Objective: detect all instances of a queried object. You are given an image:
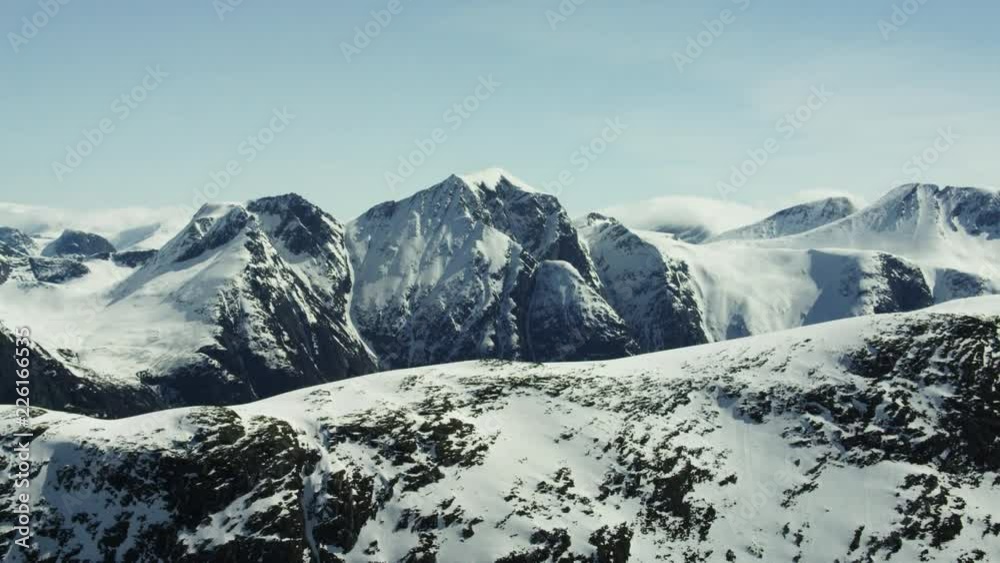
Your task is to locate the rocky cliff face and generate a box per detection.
[803,250,933,325]
[577,213,711,352]
[524,260,637,361]
[3,301,997,562]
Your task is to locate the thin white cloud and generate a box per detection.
[599,195,766,236]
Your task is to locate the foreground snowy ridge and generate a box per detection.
[2,299,998,562]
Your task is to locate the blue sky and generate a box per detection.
[1,0,997,219]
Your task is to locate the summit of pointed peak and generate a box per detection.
[459,167,539,193]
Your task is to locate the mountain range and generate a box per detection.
[2,171,998,417]
[1,170,999,561]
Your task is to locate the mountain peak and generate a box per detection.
[459,167,539,193]
[712,196,859,242]
[247,192,312,212]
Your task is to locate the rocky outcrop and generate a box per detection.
[41,229,116,257]
[0,227,35,255]
[804,251,933,325]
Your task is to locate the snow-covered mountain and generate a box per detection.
[346,170,634,369]
[0,194,377,416]
[760,184,1000,272]
[711,196,859,242]
[576,183,1000,354]
[2,179,998,418]
[578,212,934,351]
[747,184,1000,309]
[4,298,997,562]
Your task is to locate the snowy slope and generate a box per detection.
[711,196,859,242]
[3,301,997,562]
[347,172,628,369]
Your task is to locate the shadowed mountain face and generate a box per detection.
[0,323,164,417]
[4,302,997,562]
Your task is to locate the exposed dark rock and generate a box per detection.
[111,249,157,268]
[28,256,90,284]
